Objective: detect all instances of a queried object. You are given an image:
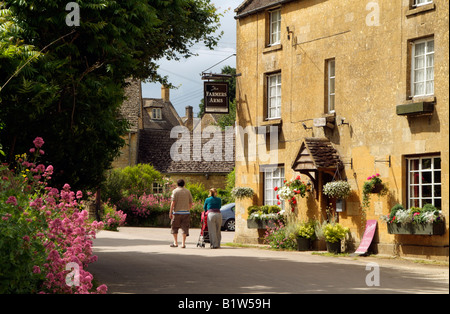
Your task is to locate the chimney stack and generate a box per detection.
[161,85,170,102]
[185,106,193,130]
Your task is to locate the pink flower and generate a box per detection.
[96,284,108,294]
[33,137,45,148]
[6,196,18,206]
[76,191,83,199]
[33,266,41,274]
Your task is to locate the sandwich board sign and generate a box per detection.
[354,220,378,255]
[204,82,229,114]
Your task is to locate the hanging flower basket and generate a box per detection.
[370,183,384,194]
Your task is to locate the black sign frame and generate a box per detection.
[204,81,229,114]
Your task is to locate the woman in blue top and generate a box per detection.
[203,188,222,249]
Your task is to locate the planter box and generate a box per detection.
[387,221,445,235]
[247,219,278,229]
[396,101,434,116]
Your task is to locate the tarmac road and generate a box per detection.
[89,227,449,294]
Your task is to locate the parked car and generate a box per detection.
[220,203,235,231]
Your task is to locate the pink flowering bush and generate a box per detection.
[0,138,107,294]
[264,220,297,250]
[102,202,127,231]
[117,193,170,225]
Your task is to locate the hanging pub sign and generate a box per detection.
[204,81,229,114]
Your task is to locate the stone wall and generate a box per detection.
[234,0,449,260]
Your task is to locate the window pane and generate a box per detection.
[414,82,424,95]
[426,54,434,67]
[410,159,419,171]
[422,172,432,184]
[329,61,335,76]
[434,185,441,197]
[434,199,441,210]
[422,158,432,169]
[427,40,434,52]
[410,185,420,198]
[414,68,424,82]
[415,42,425,55]
[426,80,434,95]
[434,171,441,183]
[415,56,425,69]
[329,95,335,111]
[410,172,419,184]
[422,185,432,198]
[434,158,441,169]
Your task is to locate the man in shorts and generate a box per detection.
[169,179,193,248]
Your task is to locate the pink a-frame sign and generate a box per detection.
[354,220,378,255]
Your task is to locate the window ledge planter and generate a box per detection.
[247,219,278,229]
[387,221,445,235]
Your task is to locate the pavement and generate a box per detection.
[89,227,449,294]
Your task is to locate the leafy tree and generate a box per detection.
[0,0,222,191]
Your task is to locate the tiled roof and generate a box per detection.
[292,138,343,171]
[138,129,235,174]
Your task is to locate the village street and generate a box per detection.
[89,227,449,295]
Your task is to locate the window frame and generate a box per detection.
[406,155,441,209]
[152,182,164,194]
[152,107,162,120]
[267,72,282,119]
[411,37,434,98]
[326,59,336,113]
[269,9,281,46]
[263,166,285,208]
[412,0,433,7]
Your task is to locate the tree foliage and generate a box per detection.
[0,0,222,191]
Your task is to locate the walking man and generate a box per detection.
[169,179,193,248]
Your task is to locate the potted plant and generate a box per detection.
[381,203,445,235]
[231,187,255,200]
[323,180,352,212]
[322,223,350,254]
[296,221,317,251]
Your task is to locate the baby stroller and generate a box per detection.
[197,211,210,247]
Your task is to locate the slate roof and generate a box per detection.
[235,0,296,18]
[142,98,182,130]
[138,129,235,174]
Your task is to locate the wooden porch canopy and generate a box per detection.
[291,138,343,195]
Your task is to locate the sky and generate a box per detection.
[141,0,243,118]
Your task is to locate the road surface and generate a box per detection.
[89,227,448,294]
